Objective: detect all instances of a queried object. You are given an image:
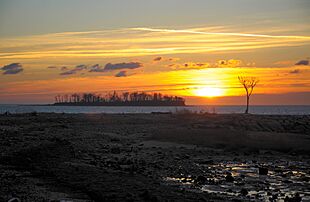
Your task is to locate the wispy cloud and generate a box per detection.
[1,26,310,61]
[132,27,310,40]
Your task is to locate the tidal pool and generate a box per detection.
[164,160,310,201]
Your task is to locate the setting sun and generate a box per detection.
[194,87,224,97]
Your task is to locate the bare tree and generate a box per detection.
[238,76,259,114]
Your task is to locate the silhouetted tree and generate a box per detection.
[238,76,259,114]
[123,92,129,101]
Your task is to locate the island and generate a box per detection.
[53,92,186,106]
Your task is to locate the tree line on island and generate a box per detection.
[54,91,186,106]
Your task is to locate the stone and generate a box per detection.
[284,193,302,202]
[240,188,248,196]
[110,137,120,142]
[195,176,207,185]
[139,190,158,202]
[8,198,21,202]
[259,167,268,175]
[111,147,121,154]
[225,173,234,182]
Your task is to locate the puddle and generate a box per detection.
[164,160,310,201]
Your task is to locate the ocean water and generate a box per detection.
[0,105,310,115]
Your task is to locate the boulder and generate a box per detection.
[195,176,207,185]
[225,173,234,182]
[240,188,248,196]
[111,147,121,154]
[259,167,268,175]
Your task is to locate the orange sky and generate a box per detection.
[1,4,310,104]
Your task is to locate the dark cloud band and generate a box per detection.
[1,63,24,75]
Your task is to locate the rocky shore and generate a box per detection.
[0,113,309,201]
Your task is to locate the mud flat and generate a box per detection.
[0,113,310,201]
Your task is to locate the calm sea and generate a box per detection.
[0,105,310,115]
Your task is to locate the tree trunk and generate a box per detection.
[245,95,249,114]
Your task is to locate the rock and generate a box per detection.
[30,111,38,116]
[235,181,245,186]
[284,193,302,202]
[240,188,248,196]
[271,194,278,200]
[120,164,133,171]
[283,179,293,184]
[8,198,21,202]
[181,178,188,183]
[4,111,11,116]
[293,193,302,202]
[225,173,234,182]
[195,176,207,185]
[259,167,268,175]
[301,176,309,182]
[195,159,213,165]
[140,190,158,202]
[111,147,121,154]
[110,137,120,142]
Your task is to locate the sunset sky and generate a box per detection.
[1,0,310,105]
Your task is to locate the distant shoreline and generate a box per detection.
[51,101,186,107]
[1,105,310,115]
[2,104,308,107]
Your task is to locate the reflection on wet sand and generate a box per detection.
[165,160,309,201]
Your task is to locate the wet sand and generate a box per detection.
[0,113,310,201]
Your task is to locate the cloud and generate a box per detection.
[153,57,163,62]
[59,70,77,75]
[169,62,210,70]
[168,59,244,70]
[217,59,243,67]
[295,60,309,66]
[3,27,310,62]
[75,64,88,70]
[153,56,180,63]
[133,27,310,40]
[89,64,105,72]
[1,63,24,75]
[47,66,68,71]
[115,71,127,77]
[168,58,180,62]
[104,62,143,71]
[61,66,68,71]
[60,64,87,76]
[47,66,57,69]
[90,62,143,72]
[289,69,301,74]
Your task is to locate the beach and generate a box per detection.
[1,113,310,201]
